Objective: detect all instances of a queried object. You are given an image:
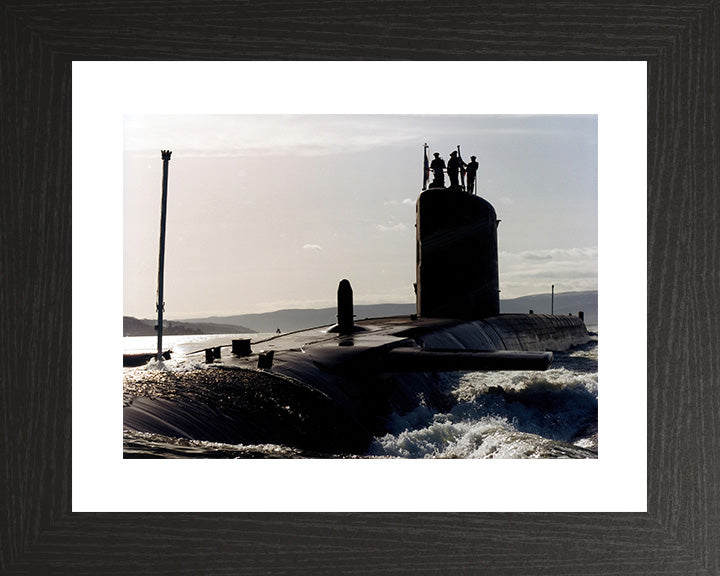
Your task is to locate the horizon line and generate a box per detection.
[124,288,598,321]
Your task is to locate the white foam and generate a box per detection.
[136,356,210,373]
[369,347,599,460]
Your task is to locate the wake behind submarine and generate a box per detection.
[124,169,590,456]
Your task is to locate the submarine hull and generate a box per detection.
[123,313,590,454]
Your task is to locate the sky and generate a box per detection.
[123,114,597,319]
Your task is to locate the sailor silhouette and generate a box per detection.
[446,150,466,190]
[429,152,446,187]
[466,156,479,194]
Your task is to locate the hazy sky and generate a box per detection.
[123,114,597,318]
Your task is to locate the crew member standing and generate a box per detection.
[466,155,479,194]
[430,152,446,187]
[446,150,465,190]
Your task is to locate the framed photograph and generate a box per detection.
[3,2,718,573]
[77,63,638,514]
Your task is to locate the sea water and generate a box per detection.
[123,331,598,459]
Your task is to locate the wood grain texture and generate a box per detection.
[1,0,718,574]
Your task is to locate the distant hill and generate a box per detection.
[500,290,598,325]
[181,303,417,334]
[177,291,597,333]
[123,316,255,337]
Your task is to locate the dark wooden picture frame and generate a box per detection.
[2,2,718,574]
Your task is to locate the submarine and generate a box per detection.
[123,184,590,455]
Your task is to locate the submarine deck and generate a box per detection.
[184,312,590,372]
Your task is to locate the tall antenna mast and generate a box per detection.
[156,150,172,362]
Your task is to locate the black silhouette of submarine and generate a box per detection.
[124,187,590,455]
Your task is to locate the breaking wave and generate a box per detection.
[369,339,598,459]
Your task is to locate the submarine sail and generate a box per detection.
[416,187,500,319]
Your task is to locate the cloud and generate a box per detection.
[124,114,597,159]
[498,247,598,298]
[124,115,423,158]
[522,253,553,261]
[501,247,598,261]
[376,223,407,232]
[383,198,415,207]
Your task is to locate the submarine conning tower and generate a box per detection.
[416,188,500,319]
